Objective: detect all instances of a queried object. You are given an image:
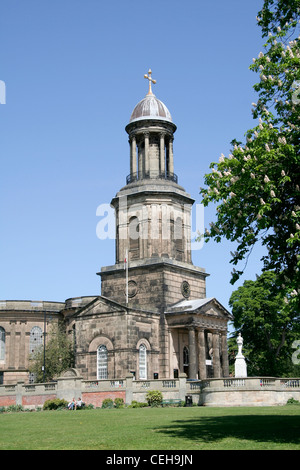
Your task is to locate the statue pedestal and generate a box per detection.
[235,354,247,378]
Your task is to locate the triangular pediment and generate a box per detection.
[165,297,232,319]
[74,295,127,318]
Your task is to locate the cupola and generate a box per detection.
[125,69,177,185]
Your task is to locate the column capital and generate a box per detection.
[212,329,221,336]
[197,326,206,332]
[129,134,136,142]
[187,325,196,331]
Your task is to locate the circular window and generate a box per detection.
[181,281,190,299]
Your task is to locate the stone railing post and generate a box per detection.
[125,374,134,405]
[16,381,24,406]
[178,373,187,402]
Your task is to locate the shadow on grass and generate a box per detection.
[154,413,300,445]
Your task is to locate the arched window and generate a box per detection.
[139,344,147,379]
[97,345,108,380]
[29,326,43,355]
[0,327,5,361]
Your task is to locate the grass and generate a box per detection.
[0,405,300,450]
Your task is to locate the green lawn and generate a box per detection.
[0,405,300,450]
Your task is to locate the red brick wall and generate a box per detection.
[22,394,57,407]
[82,391,126,408]
[0,396,16,407]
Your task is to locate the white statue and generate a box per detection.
[236,332,244,357]
[235,332,247,378]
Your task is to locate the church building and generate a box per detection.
[0,70,231,385]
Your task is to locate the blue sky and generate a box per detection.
[0,0,267,323]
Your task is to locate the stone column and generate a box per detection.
[197,329,207,380]
[159,316,170,378]
[168,137,174,175]
[212,331,221,378]
[130,135,137,177]
[160,132,165,175]
[221,331,229,377]
[188,327,197,379]
[138,139,144,179]
[144,132,149,177]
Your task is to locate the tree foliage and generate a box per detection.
[229,271,300,376]
[200,0,300,312]
[29,321,74,383]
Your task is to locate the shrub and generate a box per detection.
[146,390,163,407]
[43,399,68,410]
[286,397,300,405]
[129,400,148,408]
[114,397,124,408]
[101,398,114,409]
[6,404,24,413]
[85,403,94,409]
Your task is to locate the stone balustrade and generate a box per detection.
[0,375,300,409]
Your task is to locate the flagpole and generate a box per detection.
[125,248,128,306]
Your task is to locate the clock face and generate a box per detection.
[127,280,138,298]
[181,281,190,299]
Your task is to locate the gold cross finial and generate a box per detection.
[144,69,156,95]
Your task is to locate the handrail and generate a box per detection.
[126,171,178,185]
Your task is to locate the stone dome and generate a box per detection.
[129,93,173,124]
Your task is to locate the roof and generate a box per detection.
[166,297,215,312]
[165,297,233,318]
[129,93,173,124]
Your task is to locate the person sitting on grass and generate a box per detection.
[76,397,85,409]
[68,398,76,410]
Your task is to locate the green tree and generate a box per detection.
[29,321,74,383]
[229,271,300,376]
[200,0,300,312]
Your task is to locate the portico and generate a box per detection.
[165,297,231,380]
